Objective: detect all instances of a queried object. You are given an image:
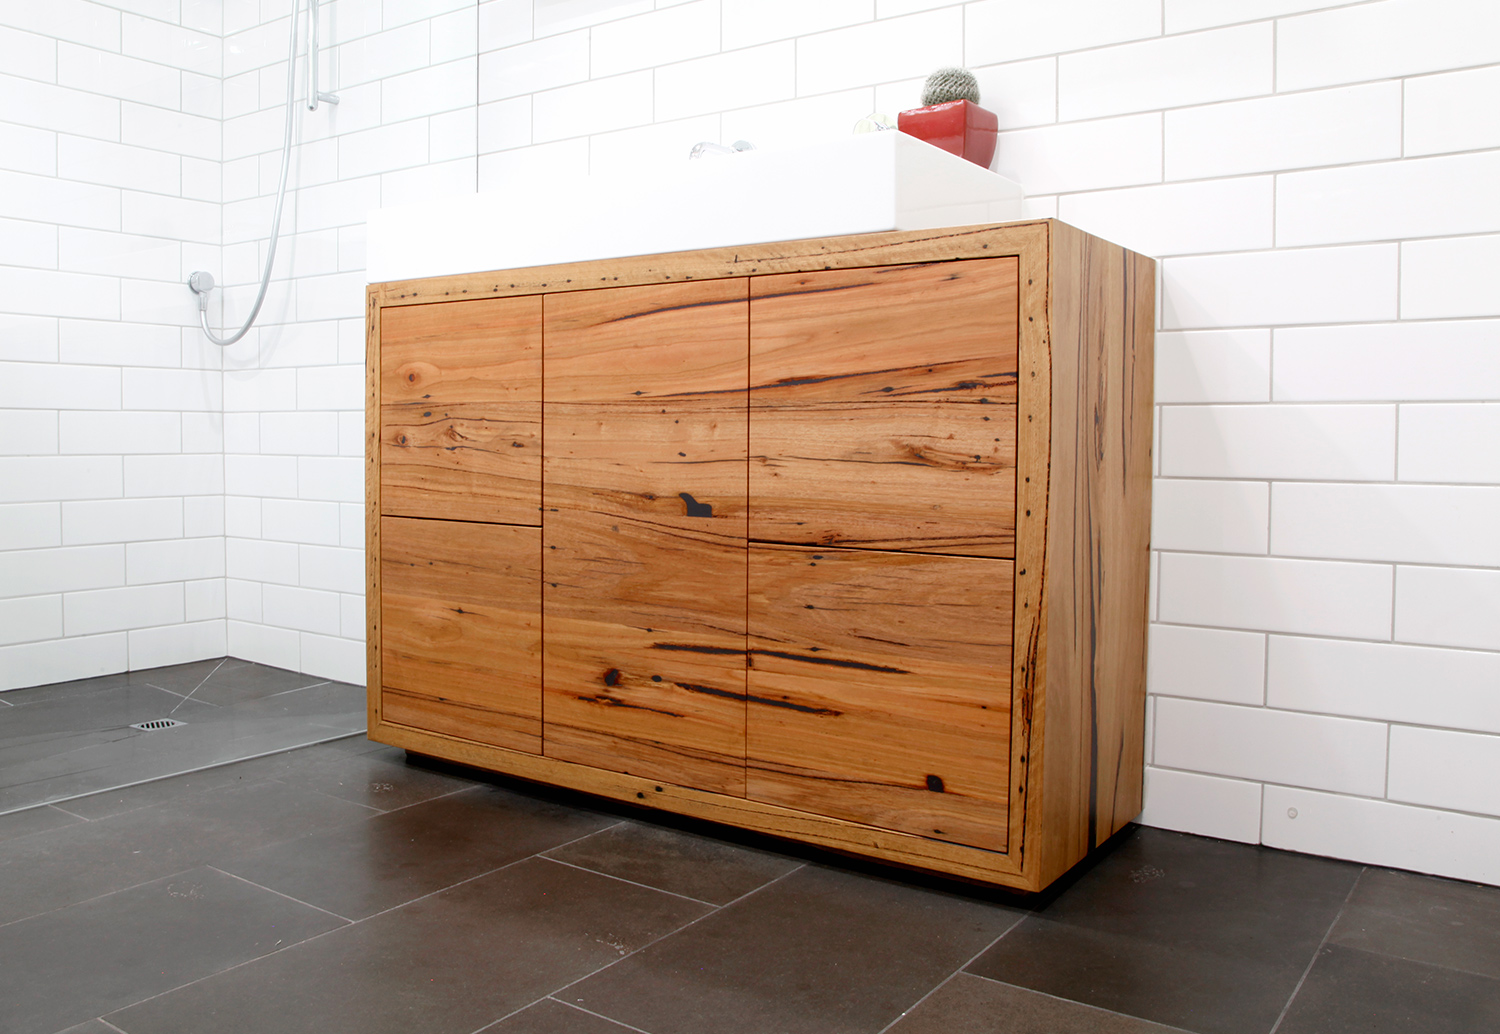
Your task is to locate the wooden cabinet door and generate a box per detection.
[749,259,1019,558]
[380,296,542,526]
[380,515,542,753]
[542,279,749,795]
[747,546,1013,851]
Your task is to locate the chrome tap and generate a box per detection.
[689,140,756,159]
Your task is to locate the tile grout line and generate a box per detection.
[208,864,356,924]
[0,728,369,819]
[960,968,1205,1033]
[1267,867,1366,1034]
[0,858,225,933]
[872,909,1030,1034]
[263,680,333,697]
[144,682,222,705]
[543,997,656,1033]
[166,657,228,717]
[537,854,721,908]
[319,776,497,819]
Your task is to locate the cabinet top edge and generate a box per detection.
[371,219,1150,309]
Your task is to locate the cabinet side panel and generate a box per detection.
[1039,223,1154,885]
[1009,224,1052,887]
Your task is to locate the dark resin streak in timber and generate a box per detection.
[575,694,685,719]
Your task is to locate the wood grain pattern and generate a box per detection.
[545,279,748,401]
[381,516,542,754]
[380,404,541,525]
[749,260,1018,557]
[381,295,542,524]
[543,401,747,533]
[1033,222,1154,888]
[749,260,1019,404]
[381,296,541,403]
[750,400,1016,555]
[746,545,1013,852]
[542,279,750,795]
[543,514,747,795]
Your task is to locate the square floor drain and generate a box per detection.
[130,718,187,731]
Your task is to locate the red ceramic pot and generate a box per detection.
[897,99,999,168]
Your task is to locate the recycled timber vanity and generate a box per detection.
[365,220,1154,892]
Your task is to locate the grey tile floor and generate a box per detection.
[2,662,1498,1034]
[0,657,366,815]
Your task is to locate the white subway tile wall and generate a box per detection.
[1,0,1498,886]
[0,0,226,688]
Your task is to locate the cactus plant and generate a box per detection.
[921,67,980,107]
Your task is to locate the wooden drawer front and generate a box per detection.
[543,401,748,536]
[747,545,1013,852]
[545,279,748,401]
[542,280,749,796]
[381,296,542,525]
[380,516,542,754]
[543,517,747,796]
[749,259,1019,557]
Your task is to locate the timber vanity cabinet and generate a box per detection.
[365,220,1154,892]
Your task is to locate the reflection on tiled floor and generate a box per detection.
[3,666,1499,1034]
[0,658,365,815]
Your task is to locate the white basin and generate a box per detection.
[365,132,1025,284]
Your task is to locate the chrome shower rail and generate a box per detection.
[307,0,339,110]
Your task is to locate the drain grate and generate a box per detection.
[131,718,187,731]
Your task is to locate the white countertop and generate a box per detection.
[365,132,1026,284]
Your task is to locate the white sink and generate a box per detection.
[365,132,1026,284]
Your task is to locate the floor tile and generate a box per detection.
[544,819,802,905]
[0,866,344,1034]
[272,750,479,812]
[0,684,218,761]
[0,803,82,842]
[106,857,711,1034]
[214,678,363,724]
[1276,944,1500,1034]
[886,973,1192,1033]
[568,863,1022,1034]
[216,784,618,919]
[55,752,328,822]
[1329,867,1500,981]
[0,779,375,925]
[127,658,238,696]
[143,659,326,707]
[59,739,470,821]
[0,660,365,815]
[483,998,646,1033]
[189,737,394,789]
[966,828,1360,1034]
